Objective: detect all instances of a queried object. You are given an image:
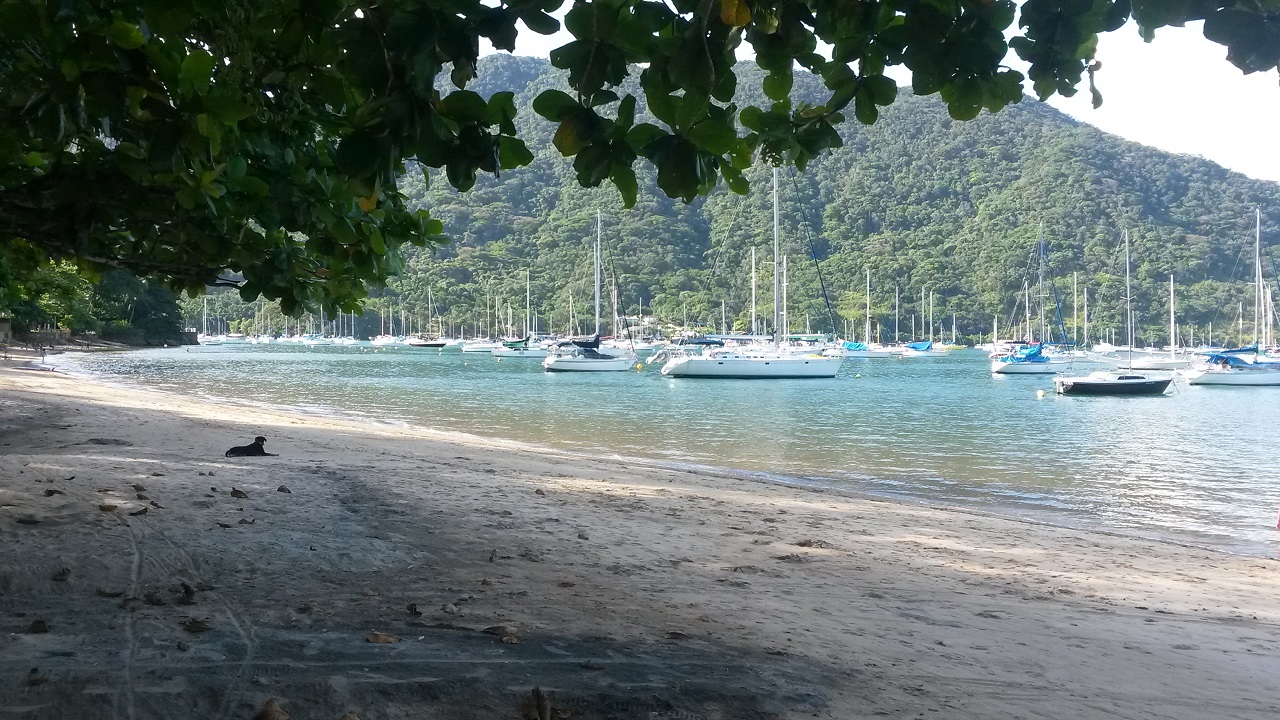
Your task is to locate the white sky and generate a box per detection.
[490,18,1280,183]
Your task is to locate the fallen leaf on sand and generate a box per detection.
[217,523,232,529]
[52,568,70,582]
[62,476,75,481]
[42,489,63,497]
[150,472,164,477]
[480,578,493,586]
[97,488,113,493]
[98,504,117,512]
[520,687,551,720]
[557,581,575,588]
[136,493,148,500]
[238,518,256,525]
[793,539,835,549]
[773,553,811,563]
[26,668,48,687]
[501,634,520,644]
[255,698,290,720]
[277,485,291,493]
[406,604,422,616]
[230,488,248,499]
[766,648,791,656]
[664,631,689,640]
[132,484,147,492]
[482,624,518,637]
[96,588,123,598]
[26,619,48,634]
[150,501,164,509]
[576,533,589,540]
[535,488,546,496]
[16,518,41,525]
[144,592,167,606]
[177,583,197,605]
[129,508,148,517]
[489,549,498,562]
[365,632,399,644]
[441,603,459,615]
[181,618,211,633]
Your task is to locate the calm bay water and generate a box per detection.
[54,345,1280,556]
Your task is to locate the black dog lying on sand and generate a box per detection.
[225,436,278,457]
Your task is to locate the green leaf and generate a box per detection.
[440,90,489,124]
[181,48,216,94]
[498,136,534,168]
[106,20,146,49]
[763,71,793,102]
[610,165,638,208]
[532,90,580,121]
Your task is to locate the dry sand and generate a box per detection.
[2,358,1279,719]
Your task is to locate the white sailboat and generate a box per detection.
[492,270,548,358]
[1055,230,1173,396]
[544,212,637,372]
[839,269,897,358]
[661,169,843,379]
[1188,208,1280,386]
[992,225,1068,374]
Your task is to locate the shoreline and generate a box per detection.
[47,348,1271,560]
[3,364,1280,718]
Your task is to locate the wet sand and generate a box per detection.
[2,360,1279,719]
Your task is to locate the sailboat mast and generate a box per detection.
[525,269,531,338]
[1083,287,1089,347]
[1038,222,1046,344]
[864,268,871,345]
[751,246,757,336]
[1125,229,1133,369]
[1024,281,1031,343]
[1169,274,1175,357]
[894,287,899,343]
[1255,207,1262,350]
[782,255,789,337]
[772,168,781,345]
[1073,271,1078,344]
[595,210,601,336]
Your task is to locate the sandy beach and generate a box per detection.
[2,357,1279,719]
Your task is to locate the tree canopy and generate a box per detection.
[3,0,1278,313]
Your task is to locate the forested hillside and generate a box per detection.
[189,56,1280,346]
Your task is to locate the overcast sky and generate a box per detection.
[488,18,1280,184]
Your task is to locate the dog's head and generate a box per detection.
[254,436,267,444]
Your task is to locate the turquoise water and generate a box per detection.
[54,345,1280,556]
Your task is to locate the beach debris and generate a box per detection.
[210,487,217,492]
[501,634,521,644]
[136,493,148,500]
[87,438,132,446]
[96,588,123,598]
[488,549,498,562]
[440,603,459,615]
[534,488,546,496]
[360,588,379,597]
[51,568,71,582]
[199,472,207,476]
[132,484,147,492]
[177,583,197,605]
[728,565,761,574]
[129,507,148,517]
[482,624,519,645]
[217,523,232,529]
[150,501,165,509]
[793,538,835,549]
[365,632,399,644]
[144,592,167,606]
[195,582,215,591]
[579,661,604,671]
[62,476,75,481]
[150,472,165,477]
[97,488,114,493]
[295,602,313,614]
[480,578,493,586]
[520,687,552,720]
[406,603,422,616]
[26,619,49,634]
[26,668,49,687]
[254,698,290,720]
[975,611,1002,619]
[577,532,589,540]
[664,631,688,640]
[557,581,575,588]
[230,488,249,499]
[238,518,256,525]
[120,597,144,611]
[773,553,811,564]
[207,472,215,476]
[42,489,63,497]
[98,504,118,512]
[16,518,41,525]
[277,485,291,493]
[181,618,212,633]
[766,648,791,657]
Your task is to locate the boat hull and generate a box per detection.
[991,359,1069,374]
[661,355,842,378]
[491,348,548,359]
[543,356,635,372]
[1055,377,1172,395]
[1186,369,1280,386]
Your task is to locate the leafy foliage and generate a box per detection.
[4,0,1279,314]
[187,57,1280,349]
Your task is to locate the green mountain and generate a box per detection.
[190,55,1280,347]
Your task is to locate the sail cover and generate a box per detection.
[906,340,933,351]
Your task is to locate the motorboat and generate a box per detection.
[1055,371,1173,395]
